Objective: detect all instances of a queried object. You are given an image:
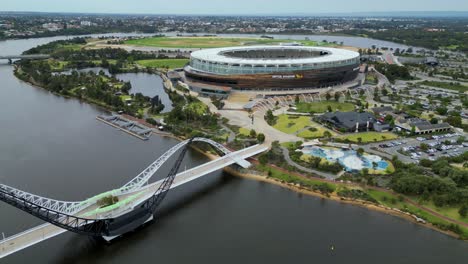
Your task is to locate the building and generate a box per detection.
[425,57,439,66]
[80,21,92,27]
[318,111,376,133]
[372,106,394,116]
[396,118,451,135]
[42,23,63,31]
[184,46,360,94]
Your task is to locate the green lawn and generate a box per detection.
[367,189,468,238]
[273,114,312,134]
[136,59,189,69]
[338,132,398,143]
[297,121,335,139]
[420,80,467,93]
[257,164,337,190]
[365,74,377,85]
[48,59,69,71]
[413,199,467,223]
[126,36,326,49]
[239,127,251,136]
[296,101,355,113]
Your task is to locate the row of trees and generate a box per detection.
[390,153,468,212]
[15,60,150,116]
[374,63,412,84]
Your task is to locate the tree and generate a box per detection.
[357,148,365,156]
[430,117,439,124]
[258,153,268,165]
[97,195,119,208]
[326,93,331,101]
[334,93,340,102]
[459,205,467,218]
[384,114,393,123]
[323,130,332,138]
[420,143,429,152]
[436,106,448,116]
[361,168,369,176]
[264,110,277,126]
[295,95,300,104]
[257,133,266,143]
[250,129,257,138]
[327,105,332,112]
[372,162,378,170]
[445,115,462,128]
[357,137,363,144]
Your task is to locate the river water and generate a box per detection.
[0,36,466,263]
[62,67,172,112]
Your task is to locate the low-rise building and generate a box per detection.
[396,118,451,134]
[318,111,376,133]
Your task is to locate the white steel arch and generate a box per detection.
[0,138,240,214]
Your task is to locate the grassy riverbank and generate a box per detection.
[252,164,468,240]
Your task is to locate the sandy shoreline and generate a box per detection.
[189,145,466,240]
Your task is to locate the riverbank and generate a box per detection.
[188,142,468,240]
[235,170,466,240]
[9,61,468,241]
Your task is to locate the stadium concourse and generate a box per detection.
[183,45,360,96]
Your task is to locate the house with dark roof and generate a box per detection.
[425,57,439,66]
[396,118,451,134]
[318,111,376,132]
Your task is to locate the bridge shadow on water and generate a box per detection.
[51,172,237,264]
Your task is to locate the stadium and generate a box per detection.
[183,46,360,95]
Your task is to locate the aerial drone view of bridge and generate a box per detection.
[0,138,267,259]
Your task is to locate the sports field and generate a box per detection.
[136,59,189,69]
[126,37,323,48]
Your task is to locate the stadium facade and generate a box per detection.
[183,46,360,95]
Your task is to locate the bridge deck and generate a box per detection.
[0,54,50,60]
[0,144,267,259]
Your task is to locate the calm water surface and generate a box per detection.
[0,36,466,264]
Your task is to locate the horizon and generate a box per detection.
[1,10,468,17]
[1,0,468,15]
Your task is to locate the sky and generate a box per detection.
[1,0,467,15]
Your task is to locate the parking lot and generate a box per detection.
[370,133,467,163]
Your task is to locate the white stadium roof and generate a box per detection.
[190,46,359,66]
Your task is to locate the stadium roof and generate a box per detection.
[190,46,359,66]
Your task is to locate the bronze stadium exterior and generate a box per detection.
[184,46,360,92]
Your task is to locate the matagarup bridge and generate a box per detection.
[0,137,268,259]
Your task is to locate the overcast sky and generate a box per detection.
[1,0,467,14]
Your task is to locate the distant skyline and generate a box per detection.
[1,0,468,15]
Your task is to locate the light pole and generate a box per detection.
[2,232,5,252]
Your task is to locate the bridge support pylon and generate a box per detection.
[8,59,12,64]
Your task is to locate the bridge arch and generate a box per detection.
[0,137,236,215]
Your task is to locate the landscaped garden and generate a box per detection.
[338,131,398,143]
[296,101,355,113]
[273,114,312,134]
